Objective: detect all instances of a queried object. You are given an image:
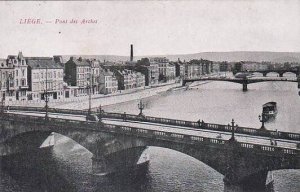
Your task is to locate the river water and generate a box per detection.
[1,74,300,192]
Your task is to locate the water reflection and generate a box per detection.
[1,148,76,192]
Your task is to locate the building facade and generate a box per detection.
[89,59,101,94]
[27,58,64,101]
[115,69,144,90]
[0,52,29,101]
[136,72,146,88]
[64,57,91,96]
[149,57,176,82]
[0,59,14,101]
[98,67,118,94]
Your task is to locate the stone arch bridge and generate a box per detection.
[0,113,299,188]
[248,68,300,77]
[182,77,299,91]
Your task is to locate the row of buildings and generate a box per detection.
[0,51,221,102]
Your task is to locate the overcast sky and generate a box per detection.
[0,0,300,58]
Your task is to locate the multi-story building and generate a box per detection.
[134,62,159,86]
[185,63,200,79]
[218,61,229,72]
[242,62,269,71]
[98,67,118,94]
[174,62,185,78]
[64,57,91,96]
[212,62,220,73]
[136,72,145,88]
[115,69,138,90]
[149,57,176,82]
[150,57,168,80]
[27,58,64,101]
[0,59,14,101]
[89,59,101,94]
[0,52,29,101]
[166,63,176,81]
[148,63,159,85]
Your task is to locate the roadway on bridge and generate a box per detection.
[7,110,299,150]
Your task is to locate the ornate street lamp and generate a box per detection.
[138,99,145,117]
[229,119,236,142]
[258,114,267,130]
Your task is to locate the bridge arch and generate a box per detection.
[0,130,52,156]
[252,72,264,77]
[264,71,281,77]
[282,71,297,77]
[1,115,299,189]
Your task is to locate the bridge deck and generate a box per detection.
[7,110,299,150]
[102,119,298,149]
[184,76,298,82]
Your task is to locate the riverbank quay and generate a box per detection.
[5,81,182,110]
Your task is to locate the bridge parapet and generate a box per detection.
[101,111,300,141]
[6,106,300,142]
[1,113,299,158]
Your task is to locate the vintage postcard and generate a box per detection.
[0,1,299,192]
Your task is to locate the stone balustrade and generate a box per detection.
[1,113,299,157]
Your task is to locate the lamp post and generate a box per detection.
[258,113,267,130]
[98,104,103,121]
[0,96,4,114]
[44,66,49,121]
[138,99,145,116]
[229,119,236,142]
[87,79,92,115]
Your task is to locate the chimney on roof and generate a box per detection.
[130,44,133,62]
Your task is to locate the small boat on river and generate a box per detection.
[262,102,277,121]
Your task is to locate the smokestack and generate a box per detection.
[130,44,133,62]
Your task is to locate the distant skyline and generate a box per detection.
[0,0,300,58]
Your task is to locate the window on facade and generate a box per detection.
[54,71,56,78]
[22,69,25,76]
[16,70,18,77]
[9,80,14,87]
[22,79,25,86]
[22,60,24,65]
[16,80,18,86]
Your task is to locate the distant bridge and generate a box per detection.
[247,68,300,77]
[1,107,299,188]
[182,77,299,91]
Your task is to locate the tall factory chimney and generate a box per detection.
[130,44,133,62]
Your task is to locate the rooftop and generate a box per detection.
[27,59,63,69]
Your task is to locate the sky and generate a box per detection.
[0,0,300,58]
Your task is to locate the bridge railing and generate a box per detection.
[1,113,299,157]
[100,111,300,142]
[6,106,300,142]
